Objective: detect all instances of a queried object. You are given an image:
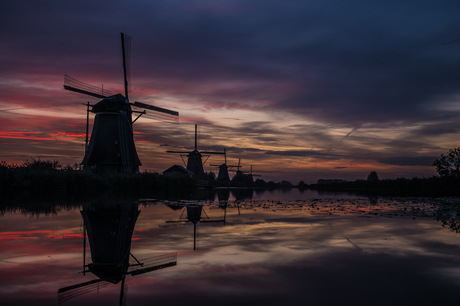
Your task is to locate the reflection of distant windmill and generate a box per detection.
[214,195,243,225]
[58,202,176,305]
[165,202,224,250]
[64,33,178,173]
[167,124,224,177]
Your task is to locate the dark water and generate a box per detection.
[2,189,460,305]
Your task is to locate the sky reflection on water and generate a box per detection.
[1,190,460,305]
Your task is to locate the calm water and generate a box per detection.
[2,189,460,305]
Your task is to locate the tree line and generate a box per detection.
[309,147,460,197]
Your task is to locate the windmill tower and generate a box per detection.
[217,162,230,186]
[64,33,178,173]
[167,124,224,177]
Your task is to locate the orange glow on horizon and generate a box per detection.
[0,130,86,141]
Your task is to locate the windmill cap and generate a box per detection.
[92,94,129,113]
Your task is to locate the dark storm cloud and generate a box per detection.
[3,0,459,126]
[413,121,460,137]
[124,0,460,126]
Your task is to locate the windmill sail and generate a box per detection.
[121,32,131,99]
[58,279,108,304]
[64,74,112,99]
[133,101,178,116]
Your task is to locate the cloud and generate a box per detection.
[378,156,437,167]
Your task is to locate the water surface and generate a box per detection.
[1,189,460,305]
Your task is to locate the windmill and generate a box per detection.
[64,32,179,173]
[167,124,224,177]
[210,149,241,187]
[230,159,260,187]
[58,202,177,305]
[249,164,262,178]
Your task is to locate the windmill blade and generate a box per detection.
[200,219,225,223]
[129,261,177,276]
[121,32,132,100]
[58,278,105,294]
[165,220,189,223]
[131,105,178,123]
[64,75,112,99]
[58,279,107,304]
[132,101,179,116]
[128,253,177,276]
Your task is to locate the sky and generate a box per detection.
[1,0,460,183]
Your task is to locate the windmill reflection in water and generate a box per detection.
[58,202,177,305]
[165,201,225,250]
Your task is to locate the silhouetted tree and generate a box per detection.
[433,147,460,178]
[298,180,307,189]
[367,171,379,181]
[279,180,293,188]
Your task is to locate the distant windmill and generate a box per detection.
[249,164,261,178]
[167,124,224,177]
[64,32,179,173]
[210,149,241,187]
[230,159,260,187]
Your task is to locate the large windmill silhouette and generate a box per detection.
[64,33,178,173]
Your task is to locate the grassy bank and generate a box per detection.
[0,160,196,198]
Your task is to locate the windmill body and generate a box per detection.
[217,163,230,183]
[186,150,205,177]
[82,94,141,173]
[213,152,240,187]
